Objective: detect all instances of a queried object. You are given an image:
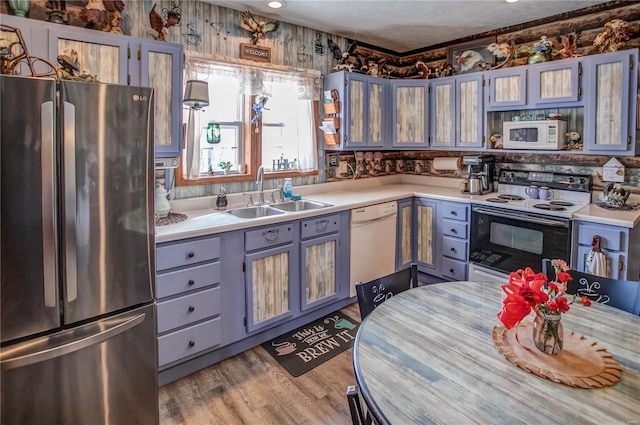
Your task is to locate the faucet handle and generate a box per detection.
[244,193,254,206]
[270,190,277,204]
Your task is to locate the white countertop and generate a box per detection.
[155,175,640,243]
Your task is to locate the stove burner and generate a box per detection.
[549,201,574,207]
[486,198,508,203]
[533,203,566,211]
[498,194,525,201]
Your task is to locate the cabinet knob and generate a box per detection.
[450,211,457,216]
[450,228,457,233]
[188,279,195,286]
[187,252,195,258]
[188,306,195,312]
[449,268,454,273]
[188,340,195,347]
[450,247,456,252]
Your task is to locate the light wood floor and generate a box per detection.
[159,303,361,425]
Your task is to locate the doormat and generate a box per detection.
[261,311,360,377]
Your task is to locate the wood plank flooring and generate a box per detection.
[159,303,361,425]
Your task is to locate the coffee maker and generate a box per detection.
[462,155,495,194]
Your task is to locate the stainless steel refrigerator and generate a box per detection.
[1,75,158,424]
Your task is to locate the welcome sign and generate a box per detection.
[262,311,360,377]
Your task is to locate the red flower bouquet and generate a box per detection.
[497,259,591,354]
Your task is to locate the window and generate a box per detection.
[181,56,320,183]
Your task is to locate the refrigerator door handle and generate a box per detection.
[0,311,146,370]
[63,101,78,302]
[41,101,57,308]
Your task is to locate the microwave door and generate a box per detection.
[0,76,60,343]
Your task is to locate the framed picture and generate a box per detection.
[448,37,496,74]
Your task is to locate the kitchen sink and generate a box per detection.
[227,205,286,219]
[272,200,333,212]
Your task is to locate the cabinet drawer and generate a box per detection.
[577,224,624,251]
[157,287,221,333]
[442,236,467,261]
[441,203,468,221]
[442,220,467,239]
[245,223,295,251]
[442,257,467,280]
[301,214,341,239]
[158,317,222,367]
[156,262,220,299]
[156,237,220,271]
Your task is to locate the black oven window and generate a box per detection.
[490,222,543,255]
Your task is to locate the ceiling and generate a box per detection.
[203,0,610,53]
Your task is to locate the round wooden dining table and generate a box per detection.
[352,281,640,425]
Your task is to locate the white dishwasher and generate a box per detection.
[349,201,398,297]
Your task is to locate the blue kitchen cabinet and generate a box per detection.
[430,73,484,150]
[390,80,429,149]
[299,212,350,311]
[529,58,582,106]
[415,198,438,274]
[437,201,470,281]
[485,67,527,110]
[323,71,389,150]
[582,49,639,155]
[396,198,415,270]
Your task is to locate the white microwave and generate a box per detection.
[503,120,567,150]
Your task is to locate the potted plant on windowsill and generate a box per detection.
[219,161,233,175]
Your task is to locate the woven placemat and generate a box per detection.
[492,321,622,388]
[155,212,188,226]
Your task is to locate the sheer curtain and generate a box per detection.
[182,53,321,179]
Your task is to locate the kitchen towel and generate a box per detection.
[432,157,462,171]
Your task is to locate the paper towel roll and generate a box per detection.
[433,157,462,171]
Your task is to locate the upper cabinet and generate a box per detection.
[390,79,429,149]
[485,57,583,111]
[430,74,484,150]
[583,49,639,155]
[1,15,184,159]
[323,71,389,150]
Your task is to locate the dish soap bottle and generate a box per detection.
[216,187,228,210]
[283,178,293,201]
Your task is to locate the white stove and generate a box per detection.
[472,170,592,218]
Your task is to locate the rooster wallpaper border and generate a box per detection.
[448,36,496,74]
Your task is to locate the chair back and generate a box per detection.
[355,264,418,320]
[542,259,640,315]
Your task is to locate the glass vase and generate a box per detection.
[532,312,563,355]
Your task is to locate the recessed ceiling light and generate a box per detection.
[506,0,519,3]
[266,0,286,8]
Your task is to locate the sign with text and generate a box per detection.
[261,311,359,377]
[240,43,271,63]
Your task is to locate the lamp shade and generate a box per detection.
[183,80,209,110]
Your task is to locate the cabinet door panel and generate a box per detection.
[431,80,454,147]
[396,200,414,269]
[48,28,129,85]
[347,79,366,146]
[486,68,526,109]
[301,235,338,311]
[392,80,429,148]
[416,200,436,270]
[368,80,385,147]
[457,75,483,148]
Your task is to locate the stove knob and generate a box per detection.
[567,177,575,184]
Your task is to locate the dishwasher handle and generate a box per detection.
[351,213,397,226]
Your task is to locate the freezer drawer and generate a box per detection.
[0,303,158,425]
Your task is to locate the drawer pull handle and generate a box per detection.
[450,228,457,233]
[450,247,456,252]
[187,252,195,258]
[188,279,195,286]
[188,306,195,312]
[188,340,195,347]
[450,211,457,216]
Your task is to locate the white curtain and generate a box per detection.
[296,99,317,171]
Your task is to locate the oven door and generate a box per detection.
[469,205,571,274]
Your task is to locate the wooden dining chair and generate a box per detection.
[355,264,418,320]
[346,385,373,425]
[542,259,640,315]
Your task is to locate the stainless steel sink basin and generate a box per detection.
[227,205,286,219]
[272,200,333,212]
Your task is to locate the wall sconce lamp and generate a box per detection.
[183,79,209,110]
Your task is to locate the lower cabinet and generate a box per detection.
[155,236,223,368]
[438,201,470,281]
[395,197,438,275]
[572,221,640,281]
[396,198,414,270]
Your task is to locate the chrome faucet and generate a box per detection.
[256,165,265,204]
